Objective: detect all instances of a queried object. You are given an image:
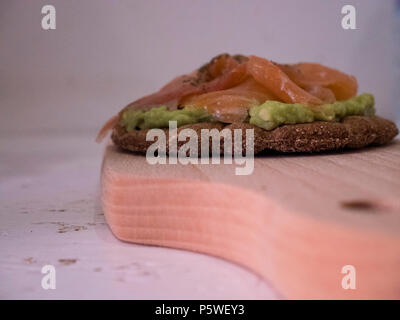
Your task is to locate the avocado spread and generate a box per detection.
[249,93,375,130]
[120,106,211,131]
[120,93,375,131]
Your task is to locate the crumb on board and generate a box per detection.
[24,257,36,264]
[58,258,77,266]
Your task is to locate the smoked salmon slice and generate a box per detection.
[96,115,119,143]
[182,77,277,123]
[190,56,359,122]
[278,62,358,101]
[125,54,248,111]
[247,56,323,106]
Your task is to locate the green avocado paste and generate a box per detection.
[249,93,375,130]
[120,93,375,131]
[120,106,211,131]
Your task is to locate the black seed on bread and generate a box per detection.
[111,116,398,155]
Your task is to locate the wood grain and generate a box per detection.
[101,140,400,299]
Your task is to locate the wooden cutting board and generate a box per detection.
[101,140,400,299]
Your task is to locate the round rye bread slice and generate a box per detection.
[111,116,399,155]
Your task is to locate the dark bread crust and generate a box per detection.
[111,116,398,155]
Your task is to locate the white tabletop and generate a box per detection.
[0,133,279,299]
